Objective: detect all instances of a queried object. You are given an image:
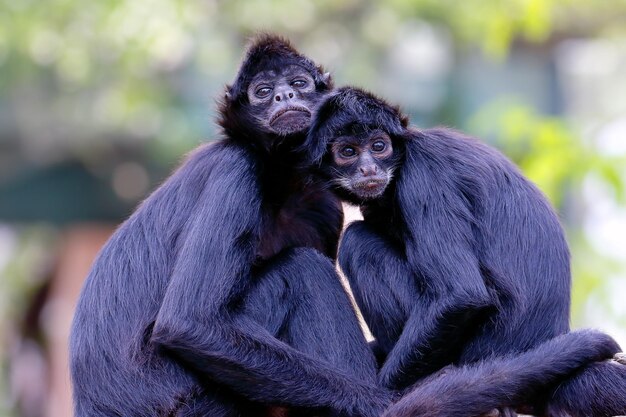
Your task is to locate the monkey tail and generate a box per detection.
[381,329,620,417]
[545,356,626,417]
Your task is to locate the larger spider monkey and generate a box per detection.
[69,35,391,417]
[304,86,626,417]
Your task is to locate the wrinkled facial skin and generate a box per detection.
[246,65,322,136]
[327,130,399,200]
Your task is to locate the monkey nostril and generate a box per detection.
[288,92,294,98]
[275,95,281,102]
[360,165,377,176]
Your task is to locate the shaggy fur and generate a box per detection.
[69,36,389,417]
[305,87,626,417]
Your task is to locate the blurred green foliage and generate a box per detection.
[469,99,626,206]
[2,0,626,161]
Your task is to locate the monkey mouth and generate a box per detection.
[269,106,311,126]
[352,179,388,198]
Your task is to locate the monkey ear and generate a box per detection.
[322,72,331,85]
[224,85,233,101]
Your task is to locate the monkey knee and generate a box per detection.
[338,222,369,272]
[256,248,334,297]
[279,247,336,276]
[342,220,366,239]
[274,248,350,303]
[340,221,372,251]
[285,246,328,262]
[254,247,327,284]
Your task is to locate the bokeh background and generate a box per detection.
[1,1,626,416]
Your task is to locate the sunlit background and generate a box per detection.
[1,1,626,416]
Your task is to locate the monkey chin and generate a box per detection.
[269,111,311,136]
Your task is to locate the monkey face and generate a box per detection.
[326,130,399,201]
[246,65,327,136]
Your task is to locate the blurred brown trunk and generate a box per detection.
[44,224,113,417]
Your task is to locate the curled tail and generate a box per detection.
[546,357,626,417]
[382,329,620,417]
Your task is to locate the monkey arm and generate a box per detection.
[150,149,389,417]
[339,220,494,390]
[382,330,621,417]
[382,212,495,389]
[378,292,493,390]
[364,139,494,389]
[377,212,495,390]
[339,220,416,358]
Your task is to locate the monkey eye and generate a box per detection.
[291,79,307,88]
[371,140,386,152]
[339,146,357,158]
[255,86,272,98]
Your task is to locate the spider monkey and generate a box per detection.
[305,86,626,417]
[70,35,390,417]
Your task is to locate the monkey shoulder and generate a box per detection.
[406,128,541,195]
[178,140,258,189]
[99,140,262,262]
[425,129,556,208]
[404,128,562,235]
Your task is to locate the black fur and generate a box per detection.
[383,330,620,417]
[69,36,390,417]
[220,33,332,147]
[306,87,626,416]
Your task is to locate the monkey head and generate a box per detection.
[328,128,397,200]
[245,64,323,136]
[305,87,409,204]
[219,34,333,147]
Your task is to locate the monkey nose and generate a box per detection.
[274,90,295,102]
[360,165,378,176]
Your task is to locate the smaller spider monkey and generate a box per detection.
[304,86,626,417]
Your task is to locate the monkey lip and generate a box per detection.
[356,180,385,189]
[269,106,311,125]
[352,179,387,197]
